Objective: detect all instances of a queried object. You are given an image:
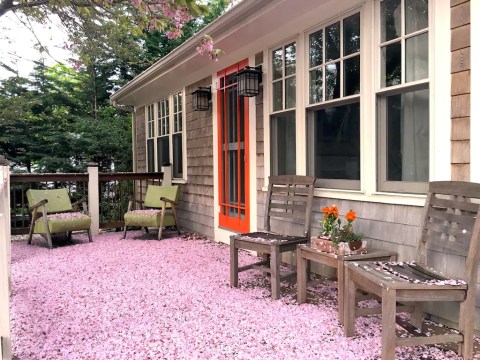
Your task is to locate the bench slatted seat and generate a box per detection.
[230,175,315,299]
[344,181,480,360]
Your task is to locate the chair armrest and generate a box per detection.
[71,197,87,208]
[72,197,89,213]
[160,197,178,206]
[29,199,48,212]
[128,197,144,205]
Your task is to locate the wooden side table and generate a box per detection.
[296,244,396,324]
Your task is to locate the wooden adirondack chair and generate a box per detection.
[343,181,480,360]
[26,188,92,249]
[230,175,316,299]
[122,185,180,240]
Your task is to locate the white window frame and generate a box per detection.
[375,0,430,194]
[145,89,187,180]
[262,0,450,206]
[269,38,298,176]
[305,10,362,190]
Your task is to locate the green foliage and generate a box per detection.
[0,63,131,173]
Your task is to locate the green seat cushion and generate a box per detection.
[124,209,176,228]
[34,212,91,234]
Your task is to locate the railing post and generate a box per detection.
[0,155,12,360]
[87,163,99,236]
[161,164,172,186]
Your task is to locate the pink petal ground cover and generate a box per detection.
[10,232,474,360]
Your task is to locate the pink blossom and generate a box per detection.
[10,232,470,359]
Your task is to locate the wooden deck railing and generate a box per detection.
[9,166,165,235]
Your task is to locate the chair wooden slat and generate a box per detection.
[344,181,480,359]
[269,203,307,211]
[270,194,309,203]
[426,207,477,227]
[230,175,316,300]
[431,196,480,213]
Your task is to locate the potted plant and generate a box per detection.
[311,205,367,254]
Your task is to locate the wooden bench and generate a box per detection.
[343,181,480,360]
[230,175,315,299]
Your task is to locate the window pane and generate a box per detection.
[381,42,401,87]
[344,13,361,56]
[405,0,428,34]
[285,77,296,109]
[310,102,360,180]
[309,69,323,104]
[147,139,155,172]
[285,43,296,76]
[344,56,360,96]
[270,112,296,175]
[157,137,170,169]
[173,133,183,178]
[381,0,401,42]
[325,22,340,62]
[383,88,429,182]
[326,62,340,100]
[272,48,283,80]
[273,81,283,111]
[309,30,323,67]
[406,32,428,82]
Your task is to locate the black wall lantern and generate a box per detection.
[236,65,262,97]
[192,86,211,111]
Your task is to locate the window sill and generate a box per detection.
[172,179,187,185]
[261,186,426,206]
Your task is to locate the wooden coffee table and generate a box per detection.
[296,244,396,324]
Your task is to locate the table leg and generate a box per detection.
[297,247,307,304]
[337,258,345,324]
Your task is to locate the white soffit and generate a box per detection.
[112,0,358,107]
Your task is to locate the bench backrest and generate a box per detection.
[144,185,179,209]
[264,175,316,238]
[26,188,73,214]
[417,181,480,285]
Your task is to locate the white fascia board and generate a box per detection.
[110,0,274,105]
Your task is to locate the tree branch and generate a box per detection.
[0,0,50,17]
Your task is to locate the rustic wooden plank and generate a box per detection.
[451,25,471,51]
[396,334,463,347]
[270,244,281,300]
[270,194,309,203]
[451,48,470,73]
[230,238,239,287]
[269,203,306,211]
[427,207,476,226]
[271,186,310,195]
[451,140,470,163]
[381,289,396,360]
[431,196,479,213]
[296,247,308,304]
[451,1,470,29]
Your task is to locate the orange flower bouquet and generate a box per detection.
[320,205,364,249]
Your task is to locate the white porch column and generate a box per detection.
[87,163,100,235]
[0,155,12,360]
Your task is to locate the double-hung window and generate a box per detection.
[146,104,155,173]
[270,42,297,175]
[145,91,185,179]
[377,0,429,193]
[306,12,361,190]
